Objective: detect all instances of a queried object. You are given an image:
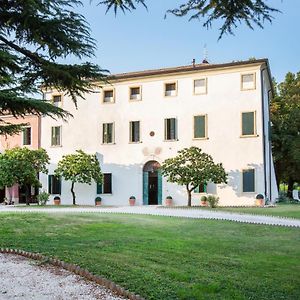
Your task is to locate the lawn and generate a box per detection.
[213,203,300,219]
[0,213,299,300]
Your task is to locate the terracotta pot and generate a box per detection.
[54,199,61,206]
[255,199,265,207]
[165,198,172,206]
[95,201,101,206]
[201,200,208,207]
[129,199,135,206]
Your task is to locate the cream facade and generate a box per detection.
[40,59,278,206]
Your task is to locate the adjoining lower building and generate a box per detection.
[40,58,278,206]
[0,115,41,204]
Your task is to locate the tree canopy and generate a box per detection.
[271,72,300,195]
[1,0,279,135]
[0,147,49,204]
[161,146,227,206]
[0,0,108,135]
[101,0,279,39]
[55,150,102,205]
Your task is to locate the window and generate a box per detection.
[23,127,31,145]
[96,173,112,194]
[194,183,207,193]
[103,89,114,103]
[165,82,177,97]
[164,118,177,141]
[194,78,207,95]
[241,112,256,136]
[51,126,61,146]
[52,95,62,107]
[194,115,207,139]
[48,175,61,194]
[102,123,114,144]
[241,73,255,90]
[242,169,255,192]
[130,87,141,101]
[129,121,140,143]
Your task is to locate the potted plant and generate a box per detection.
[255,194,265,206]
[129,196,136,206]
[165,196,173,206]
[53,196,61,206]
[95,196,102,206]
[200,195,208,206]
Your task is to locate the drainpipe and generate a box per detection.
[260,67,267,200]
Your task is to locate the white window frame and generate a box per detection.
[102,122,115,144]
[22,126,32,146]
[193,78,207,95]
[102,88,115,104]
[129,86,142,101]
[241,73,256,91]
[164,81,178,97]
[51,126,62,147]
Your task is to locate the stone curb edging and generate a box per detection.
[1,208,300,227]
[0,248,145,300]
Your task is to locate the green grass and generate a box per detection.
[212,203,300,219]
[1,213,299,300]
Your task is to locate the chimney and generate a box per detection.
[192,59,196,67]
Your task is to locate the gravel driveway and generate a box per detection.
[0,254,125,300]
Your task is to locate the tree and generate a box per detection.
[55,150,102,205]
[0,147,49,205]
[271,72,300,197]
[1,1,278,135]
[161,146,227,206]
[101,0,279,39]
[0,0,108,135]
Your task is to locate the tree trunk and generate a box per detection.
[287,178,295,199]
[24,185,30,206]
[187,190,192,207]
[71,181,76,205]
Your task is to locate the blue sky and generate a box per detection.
[74,0,300,82]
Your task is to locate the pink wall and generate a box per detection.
[0,115,40,150]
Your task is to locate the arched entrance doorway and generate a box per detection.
[143,161,162,205]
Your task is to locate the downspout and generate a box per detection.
[260,67,267,200]
[268,90,272,203]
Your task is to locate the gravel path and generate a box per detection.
[0,254,125,300]
[1,205,300,227]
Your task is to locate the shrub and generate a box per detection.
[37,191,50,206]
[200,195,207,202]
[207,195,219,208]
[277,191,291,203]
[95,197,102,203]
[166,196,173,200]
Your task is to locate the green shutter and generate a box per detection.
[143,171,148,205]
[48,175,52,194]
[243,169,255,192]
[157,170,162,205]
[242,112,255,135]
[194,116,206,138]
[96,183,102,194]
[57,177,61,194]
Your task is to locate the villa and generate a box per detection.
[37,58,278,206]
